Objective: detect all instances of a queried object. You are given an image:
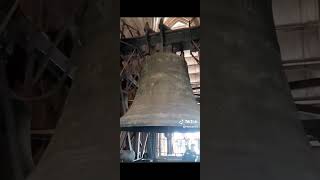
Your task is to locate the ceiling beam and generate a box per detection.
[31,129,55,135]
[282,57,320,70]
[294,96,320,102]
[275,21,319,31]
[289,78,320,89]
[282,57,320,65]
[296,104,320,114]
[120,26,200,55]
[283,63,320,70]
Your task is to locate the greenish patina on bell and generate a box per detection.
[120,52,200,132]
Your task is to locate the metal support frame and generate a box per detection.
[120,20,126,39]
[121,19,140,38]
[134,132,141,160]
[125,74,138,89]
[120,49,136,76]
[191,51,200,65]
[164,133,174,155]
[191,40,200,52]
[127,132,133,151]
[141,133,149,156]
[120,132,127,149]
[120,87,127,114]
[120,49,143,156]
[120,131,150,161]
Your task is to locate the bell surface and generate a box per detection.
[27,1,120,179]
[202,0,320,179]
[120,52,200,132]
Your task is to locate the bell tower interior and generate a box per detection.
[120,17,200,162]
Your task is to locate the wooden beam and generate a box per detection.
[296,104,320,114]
[282,57,320,65]
[282,57,320,70]
[275,21,319,31]
[31,129,55,135]
[121,26,200,55]
[5,13,72,80]
[289,78,320,89]
[294,96,320,102]
[283,62,320,70]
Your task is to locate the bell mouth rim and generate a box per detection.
[120,126,200,133]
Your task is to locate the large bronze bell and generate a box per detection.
[120,52,200,132]
[203,0,320,179]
